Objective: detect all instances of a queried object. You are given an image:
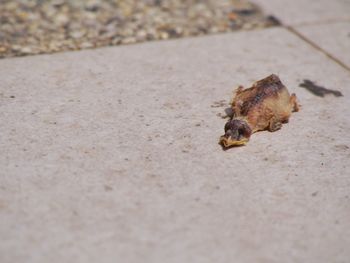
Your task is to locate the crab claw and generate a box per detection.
[219,119,252,147]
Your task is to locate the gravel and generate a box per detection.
[0,0,280,58]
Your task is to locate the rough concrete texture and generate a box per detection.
[1,28,350,263]
[252,0,350,26]
[296,21,350,68]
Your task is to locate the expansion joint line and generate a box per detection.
[285,26,350,73]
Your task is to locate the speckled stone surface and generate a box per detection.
[0,0,278,58]
[1,28,350,263]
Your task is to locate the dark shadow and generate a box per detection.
[224,107,234,118]
[299,79,343,97]
[266,15,282,26]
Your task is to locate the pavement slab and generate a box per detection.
[252,0,350,26]
[296,21,350,69]
[1,28,350,263]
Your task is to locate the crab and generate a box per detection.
[219,74,299,148]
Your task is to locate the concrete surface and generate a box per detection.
[296,21,350,68]
[1,27,350,263]
[253,0,350,26]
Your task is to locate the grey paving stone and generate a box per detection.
[252,0,350,26]
[1,28,350,263]
[296,21,350,68]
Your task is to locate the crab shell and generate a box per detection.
[220,74,299,148]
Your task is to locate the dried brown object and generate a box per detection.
[220,74,299,148]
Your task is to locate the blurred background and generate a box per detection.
[0,0,279,58]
